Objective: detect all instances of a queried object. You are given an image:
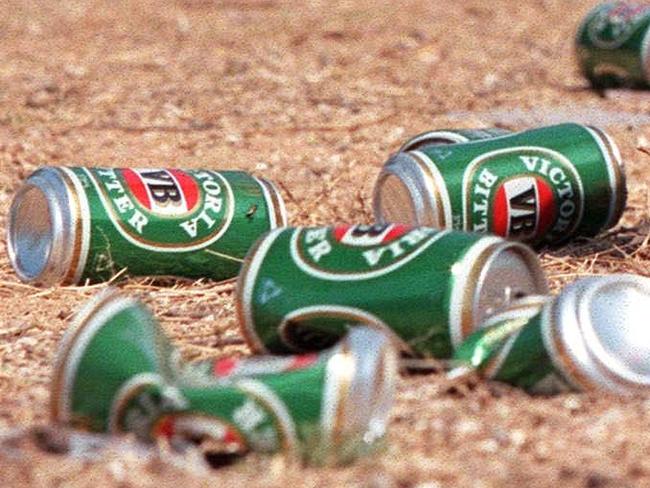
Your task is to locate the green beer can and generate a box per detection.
[52,289,397,462]
[236,224,548,359]
[399,127,511,152]
[8,166,287,285]
[373,123,626,246]
[452,274,650,395]
[576,2,650,88]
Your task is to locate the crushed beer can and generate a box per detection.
[399,127,511,152]
[373,123,626,246]
[51,289,398,463]
[236,223,547,359]
[7,166,287,285]
[577,2,650,88]
[175,327,397,462]
[451,274,650,395]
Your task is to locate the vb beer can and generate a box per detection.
[8,166,287,285]
[577,2,650,88]
[373,123,626,246]
[52,288,397,462]
[452,274,650,395]
[236,224,548,359]
[399,127,511,152]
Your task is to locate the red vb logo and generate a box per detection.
[493,176,556,240]
[122,169,200,216]
[91,167,233,250]
[464,147,583,243]
[293,224,440,279]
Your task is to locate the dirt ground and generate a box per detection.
[2,0,650,486]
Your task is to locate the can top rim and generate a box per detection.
[480,294,552,329]
[399,130,471,151]
[466,238,549,343]
[7,182,54,282]
[372,151,446,228]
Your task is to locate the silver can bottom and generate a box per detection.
[8,184,54,281]
[7,167,77,286]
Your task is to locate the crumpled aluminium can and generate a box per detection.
[452,274,650,395]
[51,289,398,463]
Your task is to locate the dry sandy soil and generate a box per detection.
[2,0,650,486]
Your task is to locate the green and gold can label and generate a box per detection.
[237,224,546,358]
[57,167,285,283]
[90,168,234,251]
[375,123,626,246]
[464,147,583,242]
[291,224,437,279]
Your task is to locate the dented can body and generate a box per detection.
[51,289,396,462]
[237,224,547,359]
[399,127,511,152]
[373,123,626,246]
[8,166,287,285]
[181,351,321,382]
[173,326,397,460]
[452,296,572,394]
[577,2,650,88]
[453,274,650,395]
[50,289,177,434]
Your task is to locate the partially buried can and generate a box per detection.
[236,223,548,359]
[399,127,511,152]
[576,2,650,88]
[7,166,287,285]
[452,274,650,395]
[373,123,626,246]
[51,288,397,463]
